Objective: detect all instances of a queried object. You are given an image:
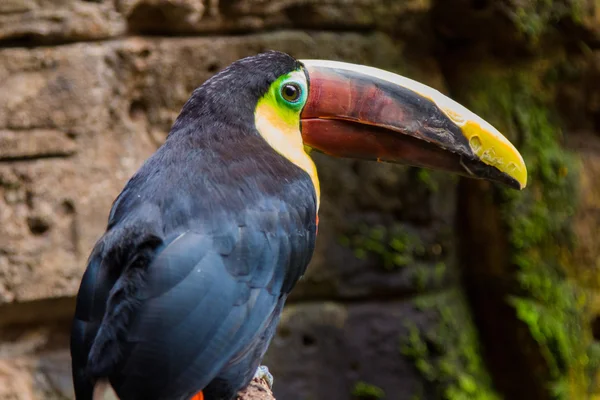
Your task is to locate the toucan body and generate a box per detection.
[70,52,527,400]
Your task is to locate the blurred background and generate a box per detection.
[1,0,599,399]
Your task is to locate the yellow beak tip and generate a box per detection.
[513,156,528,190]
[518,178,528,190]
[459,120,528,191]
[502,158,528,190]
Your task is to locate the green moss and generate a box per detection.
[510,0,588,42]
[340,224,423,271]
[351,381,386,399]
[402,290,501,400]
[586,342,600,388]
[416,169,440,193]
[340,223,451,290]
[454,64,595,398]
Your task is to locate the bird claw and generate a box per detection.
[253,365,273,389]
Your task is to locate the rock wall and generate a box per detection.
[0,1,599,399]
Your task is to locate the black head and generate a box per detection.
[170,51,302,136]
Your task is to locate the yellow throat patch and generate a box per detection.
[254,70,320,209]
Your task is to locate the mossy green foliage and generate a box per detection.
[453,63,596,398]
[339,223,448,290]
[352,381,386,400]
[402,290,500,400]
[510,0,587,42]
[417,169,440,193]
[340,224,425,271]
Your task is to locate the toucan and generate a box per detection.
[70,51,527,400]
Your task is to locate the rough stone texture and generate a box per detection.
[264,301,425,400]
[265,292,496,400]
[0,41,157,304]
[291,156,458,302]
[0,0,432,44]
[121,0,432,35]
[0,322,72,400]
[0,0,126,44]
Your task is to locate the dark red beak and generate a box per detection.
[299,60,527,190]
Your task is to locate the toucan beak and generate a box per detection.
[299,60,527,190]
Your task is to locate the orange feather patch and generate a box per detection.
[190,391,204,400]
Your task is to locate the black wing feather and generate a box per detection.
[71,246,108,399]
[110,227,281,400]
[74,203,311,400]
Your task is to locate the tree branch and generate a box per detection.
[236,377,275,400]
[95,377,275,400]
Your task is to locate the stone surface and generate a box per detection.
[291,155,458,301]
[0,322,72,400]
[264,301,423,400]
[0,0,433,44]
[122,0,432,34]
[264,291,496,400]
[0,0,126,44]
[0,41,157,304]
[432,0,600,60]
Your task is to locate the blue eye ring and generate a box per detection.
[280,82,302,103]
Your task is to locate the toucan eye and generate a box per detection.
[281,83,302,103]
